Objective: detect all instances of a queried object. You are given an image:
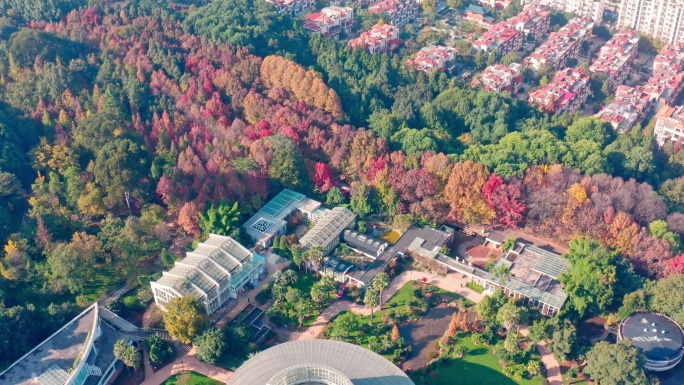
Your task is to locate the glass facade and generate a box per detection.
[268,364,354,385]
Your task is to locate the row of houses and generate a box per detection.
[472,5,551,57]
[471,62,523,94]
[589,30,639,91]
[528,67,591,114]
[348,23,402,54]
[368,0,419,27]
[596,43,684,133]
[524,16,594,71]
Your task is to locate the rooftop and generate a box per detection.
[528,67,590,111]
[243,189,321,243]
[523,16,593,69]
[343,229,388,256]
[0,305,98,385]
[472,23,519,50]
[589,30,638,78]
[489,244,570,309]
[620,313,684,361]
[595,84,651,132]
[299,207,356,249]
[227,339,414,385]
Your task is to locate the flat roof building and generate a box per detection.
[151,234,265,314]
[368,0,418,27]
[522,0,604,25]
[243,189,322,248]
[619,312,684,371]
[643,43,684,106]
[228,339,415,385]
[618,0,684,45]
[0,305,124,385]
[503,5,551,40]
[299,207,356,253]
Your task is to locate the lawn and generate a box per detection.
[161,371,223,385]
[411,334,543,385]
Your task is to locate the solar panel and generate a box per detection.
[38,365,69,385]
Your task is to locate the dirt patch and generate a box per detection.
[399,303,456,371]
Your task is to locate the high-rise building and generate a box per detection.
[522,0,604,25]
[617,0,684,44]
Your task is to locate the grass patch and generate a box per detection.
[216,354,249,371]
[161,371,223,385]
[467,282,484,294]
[411,334,543,385]
[381,230,401,244]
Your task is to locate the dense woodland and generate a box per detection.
[1,0,684,371]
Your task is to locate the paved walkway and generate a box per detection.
[520,326,563,385]
[141,347,233,385]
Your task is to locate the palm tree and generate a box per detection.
[364,287,380,326]
[373,272,390,310]
[280,269,298,285]
[304,246,325,274]
[113,340,141,375]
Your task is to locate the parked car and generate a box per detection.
[337,285,346,299]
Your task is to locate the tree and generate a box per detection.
[47,232,103,294]
[311,281,330,304]
[332,312,360,338]
[391,324,400,341]
[160,248,176,268]
[445,161,495,225]
[422,0,437,14]
[113,340,141,373]
[178,202,201,236]
[295,299,316,326]
[199,201,241,236]
[648,274,684,327]
[350,182,373,217]
[584,340,649,385]
[364,287,380,325]
[163,297,209,344]
[497,302,526,331]
[147,336,175,364]
[476,294,498,321]
[303,246,325,274]
[326,187,346,206]
[373,272,390,309]
[194,328,227,365]
[559,238,620,318]
[550,325,576,362]
[93,139,149,215]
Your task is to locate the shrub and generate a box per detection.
[123,295,139,309]
[472,332,484,345]
[426,351,438,359]
[193,328,227,365]
[466,282,484,294]
[454,344,469,357]
[147,336,175,364]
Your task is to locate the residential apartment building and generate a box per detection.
[589,30,639,90]
[595,85,651,132]
[472,62,524,94]
[406,45,458,74]
[654,104,684,147]
[264,0,315,17]
[617,0,684,44]
[644,44,684,105]
[368,0,419,27]
[303,6,354,39]
[349,23,402,54]
[503,5,551,41]
[477,0,513,8]
[472,23,523,57]
[151,234,265,315]
[522,0,605,24]
[524,17,594,71]
[528,67,591,114]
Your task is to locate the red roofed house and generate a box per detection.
[503,5,551,41]
[265,0,315,17]
[406,45,458,74]
[368,0,418,27]
[643,44,684,105]
[595,85,651,132]
[473,62,523,94]
[589,30,639,91]
[528,67,590,114]
[462,5,497,27]
[303,6,354,40]
[472,23,522,57]
[654,104,684,147]
[523,16,594,71]
[349,24,402,54]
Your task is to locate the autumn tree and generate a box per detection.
[178,202,201,236]
[163,297,209,344]
[482,174,526,228]
[445,161,495,225]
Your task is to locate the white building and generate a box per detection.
[348,23,402,54]
[406,45,458,74]
[303,6,354,39]
[618,0,684,44]
[299,207,356,253]
[151,234,266,314]
[524,17,594,71]
[654,104,684,147]
[522,0,604,24]
[264,0,316,17]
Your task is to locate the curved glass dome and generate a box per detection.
[268,364,354,385]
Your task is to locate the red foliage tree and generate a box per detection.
[482,174,526,229]
[665,254,684,276]
[313,162,332,193]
